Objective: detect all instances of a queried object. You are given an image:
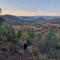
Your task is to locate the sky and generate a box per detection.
[0,0,60,16]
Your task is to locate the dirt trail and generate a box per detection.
[21,50,34,60]
[0,49,34,60]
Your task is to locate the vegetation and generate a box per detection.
[0,17,60,60]
[26,29,34,45]
[0,17,4,23]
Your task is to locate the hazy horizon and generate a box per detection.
[0,0,60,16]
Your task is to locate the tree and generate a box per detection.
[0,9,5,23]
[0,8,2,14]
[0,17,4,23]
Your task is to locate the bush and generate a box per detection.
[26,39,32,45]
[0,17,5,23]
[26,29,34,45]
[52,40,60,49]
[0,23,17,43]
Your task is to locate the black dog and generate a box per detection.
[24,43,28,50]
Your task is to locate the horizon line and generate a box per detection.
[1,14,60,17]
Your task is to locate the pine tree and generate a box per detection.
[0,8,4,23]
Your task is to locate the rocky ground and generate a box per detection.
[0,42,34,60]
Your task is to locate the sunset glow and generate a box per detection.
[0,0,60,16]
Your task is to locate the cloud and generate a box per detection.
[2,9,60,16]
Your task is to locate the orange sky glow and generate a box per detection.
[1,9,60,16]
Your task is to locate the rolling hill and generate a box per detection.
[0,15,60,24]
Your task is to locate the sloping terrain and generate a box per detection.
[0,42,34,60]
[47,18,60,24]
[1,15,60,24]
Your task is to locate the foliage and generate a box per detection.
[47,31,57,41]
[26,29,34,45]
[0,23,22,43]
[0,17,5,24]
[47,31,60,50]
[51,40,60,49]
[0,17,60,60]
[16,30,22,40]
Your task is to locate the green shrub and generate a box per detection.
[26,29,34,45]
[0,17,4,23]
[0,23,17,43]
[26,39,32,45]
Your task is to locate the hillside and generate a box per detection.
[1,15,60,24]
[0,15,60,60]
[47,18,60,24]
[0,15,60,25]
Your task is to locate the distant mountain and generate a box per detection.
[1,15,60,24]
[1,15,24,24]
[19,16,60,19]
[47,18,60,24]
